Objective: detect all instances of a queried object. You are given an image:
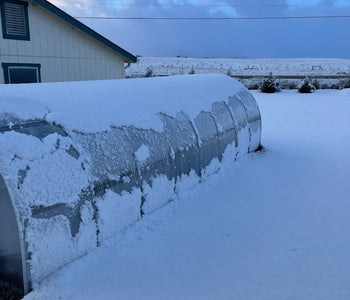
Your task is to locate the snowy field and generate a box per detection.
[126,57,350,89]
[127,57,350,77]
[25,89,350,300]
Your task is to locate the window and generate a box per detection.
[0,0,30,40]
[2,63,41,84]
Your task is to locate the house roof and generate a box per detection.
[32,0,137,63]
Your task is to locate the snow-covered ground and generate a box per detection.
[127,57,350,77]
[126,57,350,89]
[25,89,350,300]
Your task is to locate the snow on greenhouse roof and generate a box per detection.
[0,74,246,133]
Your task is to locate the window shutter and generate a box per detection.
[4,2,27,36]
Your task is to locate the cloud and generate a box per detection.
[48,0,350,58]
[208,2,238,17]
[51,0,94,11]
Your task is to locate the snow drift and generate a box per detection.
[0,74,261,295]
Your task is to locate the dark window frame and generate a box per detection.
[0,0,30,40]
[2,63,41,84]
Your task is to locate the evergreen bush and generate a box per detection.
[298,77,315,93]
[338,78,350,90]
[312,78,320,90]
[259,73,280,93]
[145,67,153,78]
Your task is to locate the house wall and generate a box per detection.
[0,0,125,84]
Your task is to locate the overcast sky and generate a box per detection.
[50,0,350,58]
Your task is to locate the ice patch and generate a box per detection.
[170,148,176,160]
[0,132,90,207]
[216,122,224,133]
[236,126,250,159]
[142,175,177,214]
[96,189,142,241]
[135,145,150,162]
[20,150,89,207]
[201,157,221,180]
[0,131,52,161]
[221,141,238,165]
[26,201,96,285]
[175,170,200,195]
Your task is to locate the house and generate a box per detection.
[0,0,136,84]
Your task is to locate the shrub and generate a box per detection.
[320,82,329,89]
[338,78,350,90]
[312,78,320,90]
[298,77,315,93]
[259,73,280,93]
[145,67,153,78]
[249,83,260,90]
[330,82,340,89]
[287,81,297,89]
